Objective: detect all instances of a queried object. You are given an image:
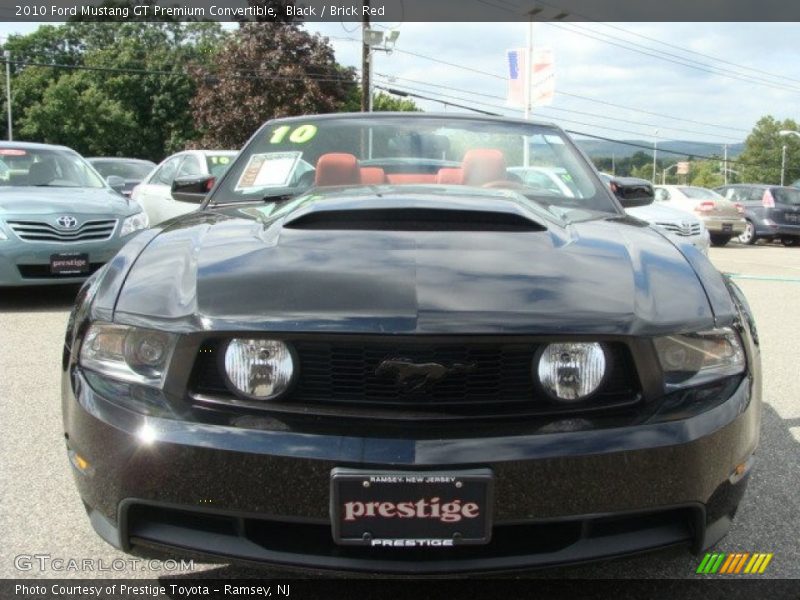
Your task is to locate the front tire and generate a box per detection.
[781,236,800,247]
[710,234,732,247]
[738,220,757,245]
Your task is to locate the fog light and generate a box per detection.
[223,339,295,401]
[535,342,609,402]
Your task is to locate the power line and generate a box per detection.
[547,22,800,95]
[378,83,774,169]
[374,72,743,142]
[530,0,800,88]
[329,34,751,135]
[6,58,359,84]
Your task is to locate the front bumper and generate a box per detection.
[0,237,129,286]
[63,368,760,574]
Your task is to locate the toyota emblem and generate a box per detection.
[56,216,78,229]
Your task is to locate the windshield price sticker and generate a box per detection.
[210,156,231,165]
[235,151,302,190]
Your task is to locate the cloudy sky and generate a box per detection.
[1,21,798,146]
[305,22,800,146]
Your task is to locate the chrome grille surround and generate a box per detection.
[7,219,117,243]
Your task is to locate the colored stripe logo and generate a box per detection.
[696,552,773,574]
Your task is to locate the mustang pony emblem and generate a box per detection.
[375,358,477,392]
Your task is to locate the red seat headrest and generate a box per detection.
[360,167,387,185]
[315,153,360,186]
[461,149,507,186]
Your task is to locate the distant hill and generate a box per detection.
[575,139,745,160]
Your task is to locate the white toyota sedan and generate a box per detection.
[132,150,237,225]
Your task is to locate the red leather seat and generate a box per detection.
[360,167,387,184]
[436,167,464,185]
[461,149,507,186]
[315,153,361,186]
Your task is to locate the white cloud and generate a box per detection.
[308,21,800,143]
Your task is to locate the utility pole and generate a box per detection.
[4,50,11,141]
[723,144,728,185]
[781,144,787,186]
[360,1,370,112]
[652,129,659,184]
[524,17,533,120]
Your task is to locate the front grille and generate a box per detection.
[126,503,697,573]
[654,221,702,237]
[7,219,117,242]
[17,263,104,279]
[190,338,641,418]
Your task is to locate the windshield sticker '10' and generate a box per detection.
[235,151,302,191]
[269,124,318,145]
[209,156,231,165]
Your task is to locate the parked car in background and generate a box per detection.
[131,150,237,225]
[87,157,156,198]
[599,174,710,255]
[0,142,149,286]
[508,166,582,197]
[653,185,745,247]
[715,184,800,246]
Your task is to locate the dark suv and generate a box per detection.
[715,184,800,246]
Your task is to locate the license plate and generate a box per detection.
[722,223,733,232]
[50,253,89,275]
[331,468,493,547]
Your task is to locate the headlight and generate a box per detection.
[654,327,745,389]
[223,339,295,401]
[534,342,609,402]
[120,212,149,236]
[80,322,177,388]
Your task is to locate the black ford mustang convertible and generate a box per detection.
[62,114,761,573]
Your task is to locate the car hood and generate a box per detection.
[0,187,137,216]
[626,202,702,226]
[113,187,735,335]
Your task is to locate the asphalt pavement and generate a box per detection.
[0,241,797,583]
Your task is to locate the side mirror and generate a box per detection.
[171,175,215,204]
[106,175,125,194]
[609,177,654,208]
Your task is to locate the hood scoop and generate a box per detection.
[283,207,546,232]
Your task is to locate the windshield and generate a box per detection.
[0,147,106,188]
[678,186,723,200]
[91,160,154,180]
[206,154,236,178]
[210,116,615,221]
[772,187,800,205]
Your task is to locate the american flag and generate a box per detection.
[507,48,555,109]
[507,49,525,108]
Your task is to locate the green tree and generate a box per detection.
[190,23,356,149]
[738,115,800,185]
[686,160,724,188]
[341,89,421,112]
[3,21,226,160]
[18,72,138,156]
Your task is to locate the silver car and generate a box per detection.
[597,173,710,255]
[0,142,149,286]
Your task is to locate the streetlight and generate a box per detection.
[662,163,679,185]
[779,129,800,186]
